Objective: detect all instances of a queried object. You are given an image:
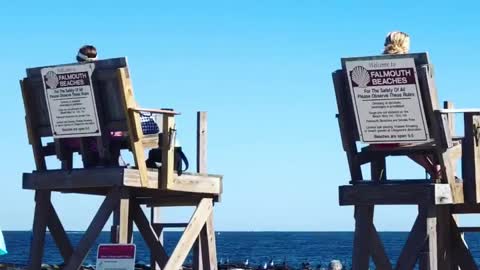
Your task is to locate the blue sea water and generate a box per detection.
[2,231,480,268]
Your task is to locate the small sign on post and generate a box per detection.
[96,244,136,270]
[344,57,429,144]
[41,63,101,138]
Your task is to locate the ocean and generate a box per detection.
[2,231,480,268]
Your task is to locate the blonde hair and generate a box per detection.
[383,31,410,55]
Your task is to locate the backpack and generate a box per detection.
[145,147,189,175]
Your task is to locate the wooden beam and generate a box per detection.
[20,79,47,171]
[452,204,480,214]
[24,168,222,195]
[368,151,390,270]
[451,217,477,270]
[164,198,213,270]
[130,107,180,115]
[118,189,132,244]
[63,189,119,270]
[117,67,149,187]
[165,173,222,194]
[339,183,453,205]
[458,227,480,232]
[332,70,363,182]
[395,210,427,270]
[444,101,455,137]
[439,206,454,270]
[370,225,391,270]
[132,202,168,268]
[126,169,222,194]
[462,113,480,203]
[150,207,163,270]
[160,114,175,190]
[154,223,189,229]
[352,206,373,270]
[197,111,208,174]
[201,211,218,270]
[27,191,51,270]
[193,238,203,270]
[23,168,127,190]
[47,202,73,263]
[427,206,438,270]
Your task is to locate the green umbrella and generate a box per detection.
[0,229,7,255]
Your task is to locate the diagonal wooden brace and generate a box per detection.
[164,198,214,270]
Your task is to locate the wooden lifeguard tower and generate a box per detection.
[333,53,480,270]
[20,57,223,270]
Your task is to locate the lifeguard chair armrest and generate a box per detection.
[437,108,480,114]
[129,107,181,115]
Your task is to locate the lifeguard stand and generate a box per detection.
[333,53,480,270]
[20,57,223,270]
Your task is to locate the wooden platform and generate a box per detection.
[23,167,222,196]
[339,182,464,206]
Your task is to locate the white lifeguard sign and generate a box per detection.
[41,63,101,138]
[344,57,429,144]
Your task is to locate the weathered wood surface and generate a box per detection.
[370,224,392,270]
[352,206,373,270]
[160,114,175,190]
[64,189,120,270]
[27,191,50,270]
[197,112,208,174]
[339,183,455,205]
[117,67,149,187]
[462,113,480,203]
[452,203,480,213]
[130,107,180,115]
[47,202,74,262]
[332,70,363,182]
[132,201,169,268]
[150,207,163,270]
[164,198,213,270]
[23,168,222,194]
[200,212,218,270]
[395,210,427,270]
[451,218,478,270]
[20,79,47,171]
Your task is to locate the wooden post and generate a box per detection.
[194,112,208,270]
[111,208,120,243]
[352,206,373,270]
[151,207,164,270]
[118,189,132,244]
[196,112,218,270]
[436,205,453,270]
[27,191,51,270]
[462,113,480,203]
[200,212,218,270]
[197,112,208,174]
[161,114,175,189]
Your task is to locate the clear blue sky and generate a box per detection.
[1,1,480,232]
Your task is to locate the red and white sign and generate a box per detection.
[96,244,136,270]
